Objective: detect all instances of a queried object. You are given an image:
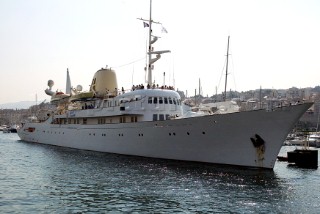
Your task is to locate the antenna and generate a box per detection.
[132,65,135,86]
[163,72,166,86]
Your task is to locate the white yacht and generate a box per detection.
[308,133,320,148]
[17,1,312,169]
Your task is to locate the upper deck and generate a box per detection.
[53,88,183,124]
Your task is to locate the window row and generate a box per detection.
[148,97,181,105]
[52,116,138,125]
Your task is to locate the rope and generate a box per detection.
[112,57,145,69]
[217,58,227,92]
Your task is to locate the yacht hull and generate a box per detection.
[18,103,312,169]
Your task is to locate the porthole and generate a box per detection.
[202,131,206,135]
[187,132,190,135]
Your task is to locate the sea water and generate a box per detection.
[0,132,319,213]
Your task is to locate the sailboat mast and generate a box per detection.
[147,0,153,85]
[316,104,320,132]
[224,36,230,101]
[199,78,201,98]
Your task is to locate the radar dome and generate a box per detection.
[76,85,83,91]
[48,80,54,88]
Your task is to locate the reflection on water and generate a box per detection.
[0,133,319,213]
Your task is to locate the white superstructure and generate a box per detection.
[17,0,312,169]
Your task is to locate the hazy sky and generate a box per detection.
[0,0,319,104]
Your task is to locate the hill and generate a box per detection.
[0,101,36,109]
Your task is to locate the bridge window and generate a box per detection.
[173,98,177,105]
[154,97,158,104]
[168,97,173,104]
[164,97,168,104]
[159,97,163,104]
[148,97,152,104]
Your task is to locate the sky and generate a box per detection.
[0,0,320,104]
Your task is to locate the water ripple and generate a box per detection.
[0,133,319,213]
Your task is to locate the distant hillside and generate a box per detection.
[0,101,36,109]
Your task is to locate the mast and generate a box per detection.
[147,0,152,85]
[224,36,230,101]
[138,0,170,86]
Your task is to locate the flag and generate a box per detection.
[161,26,168,33]
[143,22,149,28]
